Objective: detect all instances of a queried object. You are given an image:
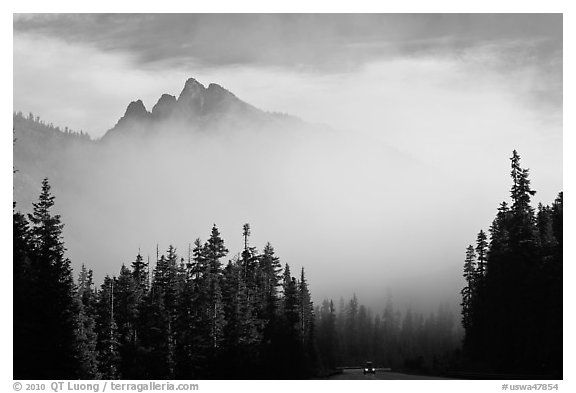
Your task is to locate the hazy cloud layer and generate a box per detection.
[13,14,563,310]
[14,14,561,71]
[13,14,562,138]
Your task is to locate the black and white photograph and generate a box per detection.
[10,7,567,389]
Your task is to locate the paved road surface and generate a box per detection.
[328,368,452,380]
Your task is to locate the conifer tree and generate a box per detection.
[76,265,100,378]
[221,258,260,377]
[278,263,302,376]
[140,252,175,378]
[298,267,314,345]
[205,225,228,273]
[190,238,205,281]
[551,192,563,247]
[187,237,212,372]
[510,150,536,216]
[164,245,179,319]
[173,256,198,379]
[240,224,261,334]
[241,224,258,285]
[13,205,34,379]
[27,178,80,378]
[298,267,316,374]
[222,260,244,348]
[128,252,149,368]
[131,252,149,294]
[475,230,488,279]
[282,264,299,332]
[202,226,227,361]
[259,243,282,313]
[114,264,143,378]
[460,245,477,353]
[95,276,120,379]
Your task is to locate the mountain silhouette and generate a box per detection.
[102,78,298,140]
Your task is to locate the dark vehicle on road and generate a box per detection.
[364,361,376,375]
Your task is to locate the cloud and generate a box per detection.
[14,14,561,70]
[13,27,562,310]
[14,14,562,132]
[13,14,563,306]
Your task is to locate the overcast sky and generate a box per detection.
[12,14,563,309]
[14,14,561,136]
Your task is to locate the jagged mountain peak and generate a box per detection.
[124,99,149,118]
[103,77,280,140]
[184,77,204,89]
[112,99,150,132]
[151,94,177,118]
[178,78,206,100]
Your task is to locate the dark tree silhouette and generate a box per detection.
[460,151,562,377]
[95,275,120,379]
[23,178,80,379]
[76,265,100,378]
[13,205,34,379]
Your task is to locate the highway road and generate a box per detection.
[328,368,452,380]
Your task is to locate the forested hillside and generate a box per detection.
[13,112,94,209]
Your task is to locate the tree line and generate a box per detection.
[13,111,91,140]
[460,150,562,377]
[14,179,315,379]
[14,149,561,379]
[315,294,461,374]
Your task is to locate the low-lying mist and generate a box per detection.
[14,116,497,316]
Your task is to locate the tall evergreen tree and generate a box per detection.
[131,252,149,294]
[76,265,100,378]
[475,230,488,279]
[187,237,212,374]
[298,268,314,345]
[139,252,175,378]
[13,205,34,379]
[240,224,261,336]
[95,276,120,379]
[276,264,303,376]
[26,178,80,378]
[129,252,149,371]
[202,226,227,362]
[258,243,283,322]
[510,150,536,216]
[298,268,317,375]
[114,264,144,378]
[173,257,198,379]
[460,245,477,354]
[221,257,260,377]
[164,245,179,319]
[282,264,299,331]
